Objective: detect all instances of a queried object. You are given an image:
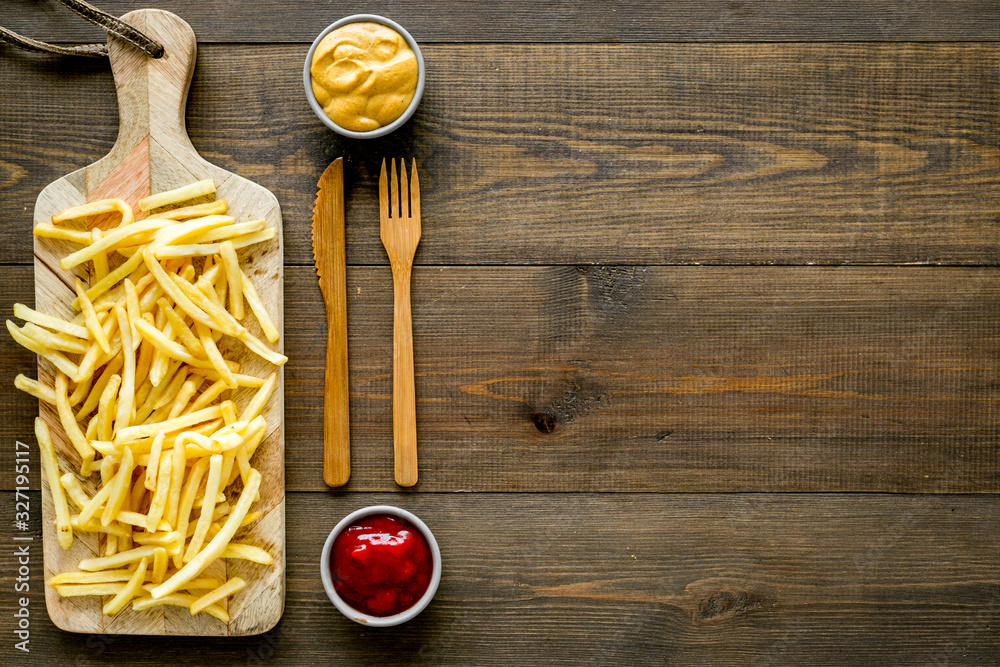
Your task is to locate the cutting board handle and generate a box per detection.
[106,9,199,161]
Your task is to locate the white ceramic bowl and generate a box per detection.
[320,505,441,627]
[303,14,425,139]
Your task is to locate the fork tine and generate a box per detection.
[409,159,420,228]
[390,158,400,219]
[378,159,388,226]
[400,160,409,219]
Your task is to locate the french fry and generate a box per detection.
[164,437,188,527]
[137,360,182,422]
[78,546,158,572]
[157,298,205,356]
[91,229,110,281]
[68,372,92,407]
[71,516,130,538]
[88,439,118,457]
[153,365,190,411]
[239,373,278,423]
[113,307,135,433]
[152,229,275,259]
[71,251,145,310]
[51,198,133,227]
[35,418,73,549]
[132,594,229,623]
[133,531,184,549]
[100,453,117,487]
[152,547,169,584]
[60,473,90,511]
[197,274,224,313]
[13,303,89,339]
[19,322,89,354]
[15,374,56,405]
[128,473,147,515]
[101,446,134,527]
[146,453,172,532]
[60,219,167,270]
[74,356,123,421]
[152,468,260,599]
[187,368,264,387]
[198,218,264,243]
[187,379,228,414]
[235,444,251,486]
[167,379,198,419]
[33,223,93,244]
[85,415,99,441]
[55,373,95,473]
[54,583,127,597]
[77,478,114,526]
[117,511,169,532]
[7,320,80,379]
[116,405,223,445]
[74,278,111,354]
[102,556,148,616]
[103,532,119,557]
[196,322,237,389]
[190,577,245,616]
[237,329,288,367]
[145,432,166,491]
[124,279,141,342]
[174,578,224,591]
[171,273,244,337]
[152,215,234,247]
[147,198,226,221]
[240,268,279,343]
[96,374,122,442]
[135,338,154,387]
[221,544,272,565]
[218,240,244,320]
[143,248,223,334]
[48,570,135,586]
[139,179,216,212]
[220,400,238,425]
[22,322,89,354]
[185,454,223,562]
[174,457,209,568]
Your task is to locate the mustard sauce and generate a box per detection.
[310,22,419,132]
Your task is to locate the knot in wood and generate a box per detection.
[531,411,557,433]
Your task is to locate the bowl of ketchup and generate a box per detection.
[320,506,441,626]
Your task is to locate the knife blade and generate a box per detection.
[312,158,350,487]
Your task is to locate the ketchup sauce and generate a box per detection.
[329,514,433,617]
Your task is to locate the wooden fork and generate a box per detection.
[379,159,421,487]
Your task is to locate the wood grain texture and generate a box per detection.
[2,492,998,664]
[5,264,999,493]
[29,10,284,636]
[5,0,1000,42]
[313,158,350,487]
[4,43,1000,266]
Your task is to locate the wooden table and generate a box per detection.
[2,1,999,663]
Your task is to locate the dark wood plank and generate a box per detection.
[2,492,998,664]
[4,265,999,493]
[3,44,1000,266]
[6,0,1000,43]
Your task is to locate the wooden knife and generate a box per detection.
[312,158,350,486]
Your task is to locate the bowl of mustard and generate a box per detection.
[304,15,425,139]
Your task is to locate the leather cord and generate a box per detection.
[0,0,163,59]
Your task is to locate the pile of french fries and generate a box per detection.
[9,179,285,622]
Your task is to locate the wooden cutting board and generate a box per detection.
[32,9,284,636]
